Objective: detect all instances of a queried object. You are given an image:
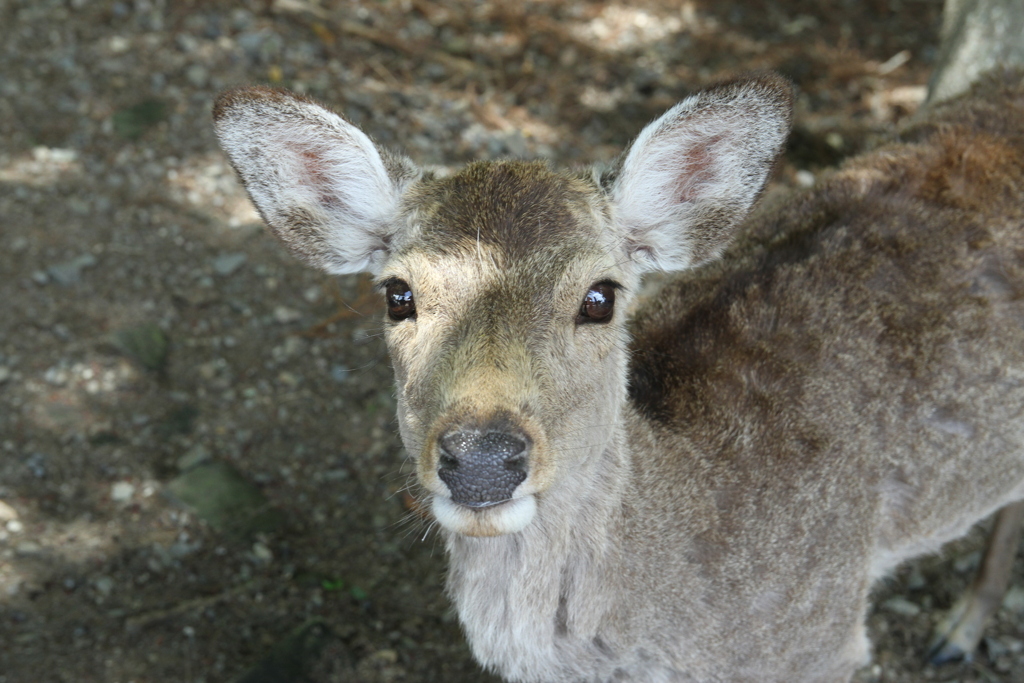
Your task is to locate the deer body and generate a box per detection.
[215,70,1024,682]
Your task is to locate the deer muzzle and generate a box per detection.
[437,429,529,507]
[426,412,546,536]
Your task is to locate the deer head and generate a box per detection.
[213,75,792,538]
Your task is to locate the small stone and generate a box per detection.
[795,169,815,188]
[15,541,42,556]
[323,469,350,481]
[109,35,131,53]
[168,538,201,558]
[31,270,49,285]
[186,64,209,87]
[37,147,78,164]
[25,453,47,478]
[985,636,1009,662]
[111,481,135,502]
[1002,585,1024,613]
[273,306,302,324]
[954,551,980,574]
[905,567,927,591]
[176,33,200,52]
[237,31,265,57]
[198,360,221,380]
[330,365,349,383]
[272,336,307,361]
[10,236,29,253]
[0,366,12,384]
[881,597,921,617]
[252,542,273,562]
[93,576,114,597]
[237,29,282,63]
[212,252,246,276]
[0,500,17,522]
[231,8,255,30]
[6,519,24,534]
[48,253,98,286]
[177,444,212,471]
[44,366,68,386]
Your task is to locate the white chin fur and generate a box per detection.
[432,495,537,537]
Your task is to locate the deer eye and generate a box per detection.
[577,282,616,324]
[385,279,416,321]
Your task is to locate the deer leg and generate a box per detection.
[928,500,1024,664]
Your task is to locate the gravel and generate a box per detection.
[2,1,1021,682]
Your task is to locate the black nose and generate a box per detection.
[437,430,529,507]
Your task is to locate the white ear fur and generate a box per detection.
[612,74,793,272]
[213,87,418,274]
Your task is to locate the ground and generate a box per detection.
[1,0,1023,681]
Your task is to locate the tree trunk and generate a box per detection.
[928,0,1024,103]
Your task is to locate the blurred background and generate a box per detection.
[2,1,1022,681]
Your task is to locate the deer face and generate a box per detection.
[213,75,792,537]
[377,162,639,536]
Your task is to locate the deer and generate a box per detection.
[212,30,1024,683]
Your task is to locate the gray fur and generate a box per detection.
[215,71,1024,682]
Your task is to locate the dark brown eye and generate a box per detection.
[385,279,416,321]
[577,282,616,324]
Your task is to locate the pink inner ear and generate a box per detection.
[294,145,344,210]
[297,147,329,188]
[670,134,722,204]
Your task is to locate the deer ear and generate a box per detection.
[213,87,418,275]
[611,73,792,272]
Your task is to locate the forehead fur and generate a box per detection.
[404,160,607,262]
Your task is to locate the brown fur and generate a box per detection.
[214,69,1024,682]
[404,161,601,261]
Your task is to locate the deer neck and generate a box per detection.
[442,413,634,680]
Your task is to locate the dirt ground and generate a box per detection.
[2,0,1023,681]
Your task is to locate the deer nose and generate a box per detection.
[437,430,529,507]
